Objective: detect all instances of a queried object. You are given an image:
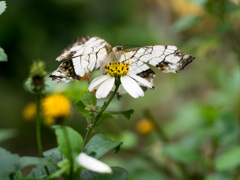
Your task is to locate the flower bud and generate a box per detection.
[29,60,46,94]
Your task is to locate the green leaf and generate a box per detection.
[80,92,97,106]
[16,157,54,169]
[76,100,91,119]
[118,131,138,149]
[83,134,122,159]
[162,144,199,163]
[14,170,23,179]
[117,109,134,120]
[27,168,48,180]
[205,173,232,180]
[48,159,70,179]
[0,129,17,143]
[108,109,134,120]
[80,166,129,180]
[53,126,83,160]
[0,147,20,179]
[0,1,6,15]
[216,21,232,35]
[0,47,7,62]
[215,146,240,171]
[96,112,118,125]
[0,147,54,180]
[43,147,63,162]
[173,15,202,32]
[24,153,59,179]
[62,80,88,102]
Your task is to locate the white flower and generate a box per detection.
[88,60,153,99]
[76,152,112,173]
[88,73,153,99]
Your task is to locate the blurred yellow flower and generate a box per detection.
[41,94,71,125]
[137,119,154,135]
[23,102,36,121]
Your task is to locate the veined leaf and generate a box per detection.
[83,134,122,159]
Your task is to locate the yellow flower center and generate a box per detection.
[104,61,130,77]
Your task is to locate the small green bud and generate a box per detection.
[86,105,98,112]
[29,60,46,94]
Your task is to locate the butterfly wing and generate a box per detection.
[50,36,112,82]
[119,45,195,89]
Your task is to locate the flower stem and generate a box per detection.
[62,126,73,180]
[36,94,50,176]
[95,82,120,121]
[82,123,92,150]
[36,94,44,157]
[82,79,120,148]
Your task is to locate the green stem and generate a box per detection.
[82,79,120,148]
[82,123,92,150]
[63,126,73,180]
[95,82,120,121]
[36,94,44,157]
[36,94,50,176]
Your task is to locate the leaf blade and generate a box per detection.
[0,47,7,62]
[83,134,122,159]
[53,126,83,160]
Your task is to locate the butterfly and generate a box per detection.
[50,36,195,87]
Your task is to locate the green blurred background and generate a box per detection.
[0,0,239,179]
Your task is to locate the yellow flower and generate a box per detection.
[137,119,154,135]
[41,94,71,125]
[23,102,36,121]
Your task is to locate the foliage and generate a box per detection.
[0,1,7,62]
[0,147,54,180]
[0,1,6,16]
[0,0,239,179]
[0,47,7,62]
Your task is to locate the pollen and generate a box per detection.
[104,61,130,77]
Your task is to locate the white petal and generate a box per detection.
[76,153,112,173]
[96,76,115,98]
[118,84,127,95]
[127,74,153,88]
[88,75,110,92]
[120,76,144,98]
